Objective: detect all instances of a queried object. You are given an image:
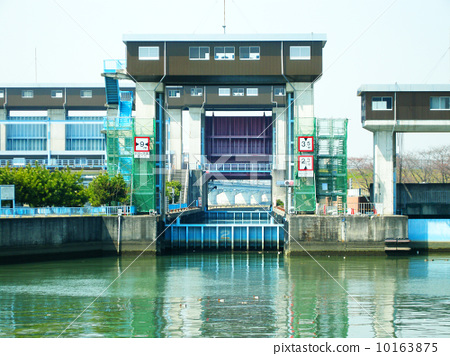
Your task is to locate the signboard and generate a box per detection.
[134,136,151,159]
[276,180,294,187]
[0,185,15,200]
[298,155,314,171]
[298,136,314,152]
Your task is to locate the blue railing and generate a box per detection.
[203,163,273,172]
[0,158,106,169]
[0,205,135,217]
[103,59,127,73]
[168,203,188,211]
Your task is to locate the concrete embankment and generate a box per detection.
[285,215,408,255]
[0,215,162,263]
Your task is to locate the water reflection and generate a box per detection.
[0,253,449,337]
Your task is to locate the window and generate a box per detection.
[0,90,4,98]
[372,96,392,110]
[139,46,159,60]
[191,87,203,96]
[232,88,244,96]
[168,89,181,98]
[22,90,34,98]
[189,46,210,60]
[51,90,63,98]
[274,87,285,96]
[215,46,235,60]
[290,46,311,60]
[218,88,231,96]
[80,90,92,98]
[66,122,105,151]
[430,96,450,110]
[240,46,260,60]
[246,88,258,96]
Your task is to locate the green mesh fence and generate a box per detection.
[293,117,316,212]
[106,116,156,213]
[292,117,348,213]
[316,118,348,210]
[132,118,156,213]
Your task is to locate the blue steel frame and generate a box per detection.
[156,94,164,214]
[167,223,283,251]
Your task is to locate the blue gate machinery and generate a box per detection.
[165,211,284,251]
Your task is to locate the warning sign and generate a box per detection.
[134,137,151,159]
[298,155,314,171]
[298,136,314,152]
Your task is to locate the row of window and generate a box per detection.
[6,123,105,151]
[167,87,286,98]
[371,96,450,111]
[139,46,311,61]
[0,90,94,99]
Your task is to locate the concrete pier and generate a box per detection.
[0,215,162,263]
[285,215,408,255]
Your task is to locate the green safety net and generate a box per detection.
[106,116,156,213]
[293,117,348,213]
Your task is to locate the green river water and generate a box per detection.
[0,253,449,338]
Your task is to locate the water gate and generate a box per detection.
[165,210,284,252]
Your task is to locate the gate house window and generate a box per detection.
[430,96,450,110]
[372,96,392,110]
[80,90,92,98]
[189,47,210,60]
[168,89,181,98]
[218,88,231,96]
[139,46,159,60]
[215,47,235,60]
[0,90,4,98]
[240,46,260,60]
[290,46,311,60]
[191,87,203,96]
[22,90,34,98]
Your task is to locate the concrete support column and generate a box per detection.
[373,131,396,215]
[184,107,202,170]
[168,108,182,170]
[47,109,66,156]
[291,82,314,134]
[135,82,159,137]
[0,109,6,151]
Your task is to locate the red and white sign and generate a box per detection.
[134,136,151,158]
[298,136,314,152]
[298,155,314,171]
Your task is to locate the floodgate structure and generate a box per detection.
[1,33,448,259]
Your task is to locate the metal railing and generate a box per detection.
[0,205,135,218]
[0,158,106,169]
[103,59,127,73]
[316,202,383,215]
[203,163,272,172]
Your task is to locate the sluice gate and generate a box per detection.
[165,211,284,252]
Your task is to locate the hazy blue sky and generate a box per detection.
[1,0,449,157]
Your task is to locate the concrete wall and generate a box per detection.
[0,215,161,263]
[285,215,408,255]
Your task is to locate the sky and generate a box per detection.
[0,0,449,157]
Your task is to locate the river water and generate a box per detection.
[0,253,449,338]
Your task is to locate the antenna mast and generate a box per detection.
[223,0,226,34]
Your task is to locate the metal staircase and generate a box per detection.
[104,76,119,105]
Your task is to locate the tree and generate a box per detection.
[87,172,128,206]
[0,164,88,207]
[166,181,182,204]
[347,156,373,193]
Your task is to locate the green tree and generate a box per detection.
[166,181,182,204]
[87,172,128,206]
[0,164,88,207]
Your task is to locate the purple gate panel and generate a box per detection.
[205,114,273,164]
